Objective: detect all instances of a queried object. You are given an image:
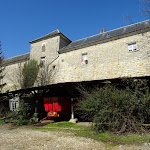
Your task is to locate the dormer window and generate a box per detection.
[42,43,46,51]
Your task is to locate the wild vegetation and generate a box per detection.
[0,41,5,91]
[0,41,9,118]
[76,78,150,134]
[5,95,37,126]
[140,0,150,18]
[21,59,39,89]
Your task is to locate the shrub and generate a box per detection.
[77,80,150,133]
[0,96,9,118]
[6,100,36,126]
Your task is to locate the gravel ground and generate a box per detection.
[0,124,149,150]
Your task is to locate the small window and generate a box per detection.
[42,43,46,51]
[82,53,88,64]
[9,97,19,111]
[40,57,45,67]
[128,43,137,52]
[82,53,88,61]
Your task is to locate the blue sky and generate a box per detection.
[0,0,147,59]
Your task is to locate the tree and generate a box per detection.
[140,0,150,18]
[0,41,8,118]
[7,59,57,90]
[21,59,39,89]
[0,41,5,91]
[36,64,56,86]
[124,0,150,24]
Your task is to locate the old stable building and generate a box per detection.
[2,20,150,120]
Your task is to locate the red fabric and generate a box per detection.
[44,104,49,112]
[53,101,61,112]
[44,97,61,112]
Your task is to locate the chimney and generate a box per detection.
[100,29,103,34]
[103,28,105,32]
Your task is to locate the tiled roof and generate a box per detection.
[3,53,30,66]
[29,29,71,43]
[59,20,150,53]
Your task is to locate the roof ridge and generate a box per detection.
[29,29,60,43]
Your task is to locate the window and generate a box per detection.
[128,43,137,52]
[82,53,88,64]
[42,43,46,51]
[40,57,45,67]
[9,97,19,111]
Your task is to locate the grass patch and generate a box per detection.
[34,122,150,145]
[45,122,75,127]
[98,131,150,145]
[0,120,5,124]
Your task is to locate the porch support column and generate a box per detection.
[33,93,39,122]
[34,99,38,118]
[69,98,78,123]
[71,104,74,119]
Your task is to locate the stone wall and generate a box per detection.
[3,60,27,92]
[2,28,150,92]
[54,30,150,83]
[30,36,60,65]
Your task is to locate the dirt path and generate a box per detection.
[0,124,149,150]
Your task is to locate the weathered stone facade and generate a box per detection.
[56,29,150,83]
[3,53,30,91]
[30,36,59,64]
[2,20,150,92]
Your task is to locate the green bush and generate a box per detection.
[6,100,36,126]
[0,96,9,118]
[77,79,150,133]
[0,119,5,124]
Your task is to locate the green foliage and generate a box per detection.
[98,131,150,144]
[45,122,75,127]
[0,95,9,118]
[0,41,5,91]
[77,79,150,133]
[0,42,7,116]
[0,119,5,124]
[21,59,39,89]
[36,123,150,145]
[6,100,35,126]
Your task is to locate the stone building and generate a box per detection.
[2,19,150,92]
